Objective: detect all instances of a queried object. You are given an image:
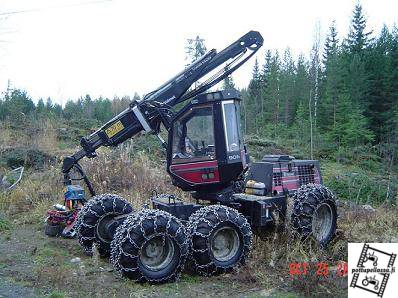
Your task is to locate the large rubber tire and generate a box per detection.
[76,194,134,257]
[291,184,337,246]
[188,205,252,276]
[110,209,189,284]
[45,223,62,237]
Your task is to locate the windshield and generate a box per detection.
[222,100,242,152]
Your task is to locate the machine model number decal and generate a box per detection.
[105,121,124,138]
[228,154,240,160]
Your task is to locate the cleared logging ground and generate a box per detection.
[1,146,397,297]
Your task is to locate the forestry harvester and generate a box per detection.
[45,31,337,283]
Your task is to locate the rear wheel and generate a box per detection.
[291,184,337,246]
[188,205,252,276]
[110,209,188,283]
[76,194,134,257]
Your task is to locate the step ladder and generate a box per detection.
[358,243,369,267]
[377,273,390,297]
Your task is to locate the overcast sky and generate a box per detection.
[0,0,396,105]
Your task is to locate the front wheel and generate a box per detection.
[110,209,189,283]
[188,205,252,276]
[291,184,337,246]
[76,194,134,257]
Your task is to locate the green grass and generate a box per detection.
[48,291,66,298]
[321,160,397,205]
[0,214,11,231]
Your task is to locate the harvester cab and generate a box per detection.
[45,30,338,284]
[167,89,246,193]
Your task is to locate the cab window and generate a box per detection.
[172,105,215,163]
[222,100,242,152]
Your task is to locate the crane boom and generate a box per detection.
[62,31,263,193]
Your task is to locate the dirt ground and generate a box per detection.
[0,221,350,298]
[0,225,272,298]
[3,187,396,298]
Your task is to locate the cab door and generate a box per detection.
[168,104,220,190]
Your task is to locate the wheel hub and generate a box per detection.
[312,203,333,242]
[211,226,240,262]
[96,214,117,243]
[139,235,175,271]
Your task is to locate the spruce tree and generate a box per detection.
[366,25,394,142]
[322,21,339,71]
[263,52,281,136]
[346,3,373,54]
[342,3,372,112]
[185,35,207,65]
[280,48,295,126]
[185,35,207,88]
[319,21,341,131]
[222,65,235,90]
[36,99,45,115]
[247,58,262,133]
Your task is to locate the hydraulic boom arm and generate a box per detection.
[62,31,263,194]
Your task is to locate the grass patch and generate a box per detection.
[322,160,397,205]
[48,291,66,298]
[0,213,11,231]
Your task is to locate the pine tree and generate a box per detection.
[366,25,394,142]
[45,97,53,113]
[83,94,93,118]
[247,58,262,133]
[262,51,281,136]
[280,48,295,126]
[185,35,207,88]
[185,35,207,65]
[259,50,273,119]
[319,21,341,131]
[261,50,272,85]
[53,103,62,117]
[63,100,82,120]
[322,21,339,71]
[341,3,372,112]
[36,98,45,115]
[346,3,373,54]
[293,54,310,115]
[1,89,35,121]
[222,65,235,90]
[327,92,374,148]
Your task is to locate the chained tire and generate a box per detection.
[188,205,252,276]
[110,209,189,284]
[76,194,134,257]
[291,184,337,246]
[45,223,62,237]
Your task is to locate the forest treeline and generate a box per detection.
[240,4,397,167]
[0,89,139,124]
[0,3,397,169]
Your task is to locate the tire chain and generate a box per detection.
[75,194,134,256]
[290,183,336,238]
[187,204,253,276]
[110,208,189,283]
